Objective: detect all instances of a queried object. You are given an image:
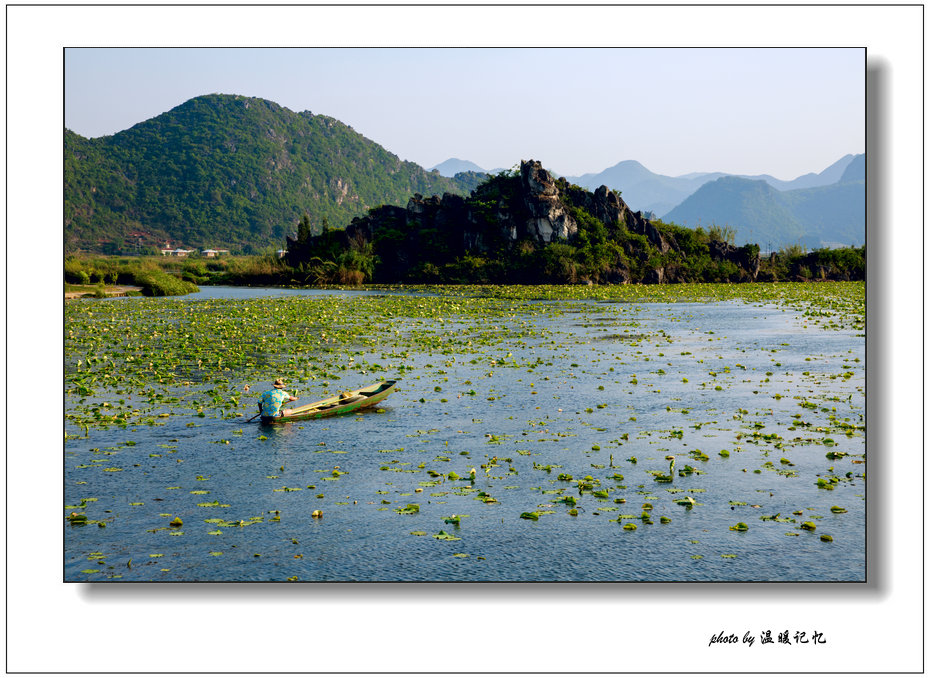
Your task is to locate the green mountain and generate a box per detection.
[780,180,865,247]
[663,173,864,250]
[64,94,485,253]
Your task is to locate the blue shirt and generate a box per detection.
[259,388,291,417]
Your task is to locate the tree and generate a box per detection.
[297,213,313,244]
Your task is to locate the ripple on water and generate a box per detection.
[64,287,865,582]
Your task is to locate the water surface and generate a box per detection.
[65,286,865,581]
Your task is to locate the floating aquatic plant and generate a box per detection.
[394,504,420,514]
[65,283,864,581]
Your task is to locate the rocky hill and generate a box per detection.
[286,160,762,285]
[64,94,484,253]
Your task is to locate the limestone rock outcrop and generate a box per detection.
[519,162,578,242]
[289,159,762,284]
[708,240,761,279]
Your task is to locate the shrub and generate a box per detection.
[133,269,199,297]
[336,267,365,285]
[780,243,807,259]
[180,260,210,283]
[540,243,579,283]
[65,258,91,284]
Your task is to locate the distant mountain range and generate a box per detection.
[432,154,864,249]
[65,92,863,254]
[663,155,864,248]
[564,155,858,214]
[428,158,489,176]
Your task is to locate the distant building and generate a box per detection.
[161,247,195,257]
[276,249,287,258]
[202,249,231,258]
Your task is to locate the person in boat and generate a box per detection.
[258,378,298,424]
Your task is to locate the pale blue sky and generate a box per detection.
[65,47,864,180]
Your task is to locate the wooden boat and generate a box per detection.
[264,380,397,423]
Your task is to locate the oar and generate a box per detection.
[285,390,300,416]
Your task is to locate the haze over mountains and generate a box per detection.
[65,92,863,253]
[432,154,864,249]
[665,155,864,249]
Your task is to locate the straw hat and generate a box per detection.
[273,379,286,389]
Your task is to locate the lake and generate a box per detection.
[64,283,865,581]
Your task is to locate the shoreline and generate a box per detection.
[65,285,142,300]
